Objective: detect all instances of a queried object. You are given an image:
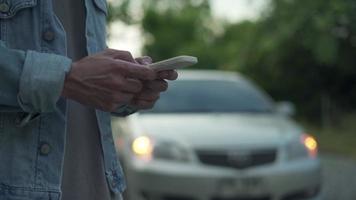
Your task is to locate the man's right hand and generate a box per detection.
[61,49,156,112]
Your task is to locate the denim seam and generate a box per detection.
[1,16,7,44]
[0,113,2,129]
[93,0,108,16]
[0,183,59,193]
[34,115,42,187]
[39,0,44,53]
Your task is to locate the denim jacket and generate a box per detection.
[0,0,127,199]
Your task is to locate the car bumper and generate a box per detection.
[124,157,322,200]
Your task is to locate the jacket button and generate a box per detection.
[111,180,118,188]
[40,143,51,155]
[0,3,10,13]
[43,30,55,42]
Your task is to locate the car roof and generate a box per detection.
[175,70,274,103]
[176,69,250,83]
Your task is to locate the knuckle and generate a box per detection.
[144,56,153,62]
[122,50,132,58]
[141,56,153,64]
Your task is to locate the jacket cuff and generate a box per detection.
[18,50,72,113]
[112,105,138,117]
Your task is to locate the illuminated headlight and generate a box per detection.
[286,134,318,160]
[131,136,190,162]
[131,136,154,161]
[302,134,318,157]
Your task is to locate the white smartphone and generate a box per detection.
[148,55,198,71]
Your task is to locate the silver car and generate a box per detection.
[112,70,322,200]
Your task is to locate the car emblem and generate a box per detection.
[227,150,252,168]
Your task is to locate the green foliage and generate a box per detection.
[107,0,133,24]
[108,0,356,121]
[140,0,219,69]
[237,0,356,119]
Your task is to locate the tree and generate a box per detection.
[108,0,356,122]
[235,0,356,121]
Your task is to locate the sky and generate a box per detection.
[210,0,267,22]
[107,0,267,56]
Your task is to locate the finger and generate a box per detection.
[159,70,178,80]
[134,91,160,102]
[143,80,168,92]
[135,56,153,65]
[103,49,137,63]
[90,92,123,112]
[113,60,156,80]
[96,92,133,112]
[112,92,134,104]
[130,99,155,110]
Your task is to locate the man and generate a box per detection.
[0,0,177,199]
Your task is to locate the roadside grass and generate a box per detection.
[300,114,356,160]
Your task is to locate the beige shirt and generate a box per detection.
[53,0,118,199]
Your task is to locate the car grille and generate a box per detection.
[196,148,277,169]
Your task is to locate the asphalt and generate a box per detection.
[321,154,356,200]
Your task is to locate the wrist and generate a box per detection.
[61,62,76,98]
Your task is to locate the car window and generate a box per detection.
[143,79,274,113]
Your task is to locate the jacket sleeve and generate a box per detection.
[111,105,138,117]
[0,41,72,113]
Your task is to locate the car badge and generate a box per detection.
[227,150,252,168]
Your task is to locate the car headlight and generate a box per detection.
[131,136,190,162]
[131,136,154,161]
[286,133,318,160]
[153,140,190,162]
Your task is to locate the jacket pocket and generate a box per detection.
[93,0,108,16]
[0,0,37,19]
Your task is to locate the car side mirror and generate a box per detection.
[275,101,296,116]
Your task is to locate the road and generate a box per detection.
[321,154,356,200]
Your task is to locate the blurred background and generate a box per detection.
[107,0,356,199]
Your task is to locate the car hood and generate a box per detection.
[130,113,303,149]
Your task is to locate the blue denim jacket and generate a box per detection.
[0,0,127,199]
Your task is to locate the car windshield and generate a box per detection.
[143,79,274,114]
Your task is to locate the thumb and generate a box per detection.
[135,56,153,65]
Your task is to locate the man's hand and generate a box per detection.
[130,56,178,110]
[61,49,156,112]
